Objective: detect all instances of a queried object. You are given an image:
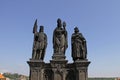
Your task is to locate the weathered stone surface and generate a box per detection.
[53,18,68,55]
[27,60,45,80]
[71,27,87,61]
[27,19,90,80]
[32,20,47,61]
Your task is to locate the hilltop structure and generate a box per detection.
[27,18,91,80]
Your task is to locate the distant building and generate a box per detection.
[0,73,6,80]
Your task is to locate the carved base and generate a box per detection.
[50,60,68,80]
[27,60,45,80]
[74,60,91,80]
[52,54,66,60]
[27,59,90,80]
[28,57,90,80]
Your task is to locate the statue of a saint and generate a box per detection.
[32,20,47,60]
[71,27,87,61]
[53,18,68,55]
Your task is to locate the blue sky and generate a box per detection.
[0,0,120,77]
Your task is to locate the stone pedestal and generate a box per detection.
[74,60,90,80]
[27,59,45,80]
[27,58,90,80]
[50,60,68,80]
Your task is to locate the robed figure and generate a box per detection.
[71,27,87,61]
[32,20,47,60]
[53,18,68,55]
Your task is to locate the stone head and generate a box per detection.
[74,27,79,33]
[39,26,44,32]
[57,18,62,27]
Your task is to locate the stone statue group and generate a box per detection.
[32,18,87,62]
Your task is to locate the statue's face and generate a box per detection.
[57,19,62,28]
[75,30,79,33]
[74,27,79,33]
[39,26,44,32]
[57,18,61,23]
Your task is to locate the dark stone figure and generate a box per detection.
[71,27,87,61]
[53,18,68,54]
[27,19,90,80]
[32,20,47,60]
